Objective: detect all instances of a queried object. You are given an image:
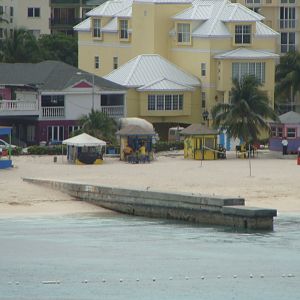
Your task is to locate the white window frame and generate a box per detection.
[119,19,128,40]
[281,32,296,53]
[47,126,64,142]
[93,18,101,38]
[201,92,206,108]
[235,25,251,44]
[177,23,191,44]
[280,7,296,29]
[232,62,266,83]
[28,7,40,18]
[147,94,184,111]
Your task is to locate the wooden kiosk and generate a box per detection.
[181,124,218,160]
[0,127,13,169]
[116,125,156,163]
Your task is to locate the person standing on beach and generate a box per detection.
[282,137,288,155]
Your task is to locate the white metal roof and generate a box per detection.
[220,3,264,22]
[173,4,212,20]
[86,0,133,17]
[214,48,279,60]
[74,17,91,32]
[75,0,278,39]
[102,17,118,32]
[137,78,195,91]
[104,54,200,89]
[63,133,107,146]
[256,22,279,37]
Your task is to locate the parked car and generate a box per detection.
[0,139,17,150]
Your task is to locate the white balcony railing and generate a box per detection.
[101,105,124,119]
[42,106,65,118]
[0,100,38,112]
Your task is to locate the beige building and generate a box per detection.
[75,0,279,128]
[0,0,51,39]
[234,0,299,55]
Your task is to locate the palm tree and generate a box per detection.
[275,51,300,113]
[211,75,277,144]
[0,28,41,63]
[78,110,118,144]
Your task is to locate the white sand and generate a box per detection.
[0,151,299,216]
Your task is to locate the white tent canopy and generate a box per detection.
[62,133,106,147]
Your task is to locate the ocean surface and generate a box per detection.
[0,212,299,300]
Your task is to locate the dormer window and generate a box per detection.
[235,25,251,44]
[177,23,190,44]
[93,18,101,38]
[119,19,128,40]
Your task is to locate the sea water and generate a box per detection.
[0,213,299,300]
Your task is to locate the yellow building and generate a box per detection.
[234,0,299,55]
[75,0,279,129]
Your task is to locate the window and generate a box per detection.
[201,92,206,108]
[148,95,156,110]
[232,62,266,83]
[113,57,118,70]
[165,95,172,110]
[235,25,251,44]
[201,63,206,76]
[287,128,296,138]
[28,7,40,17]
[147,94,184,111]
[280,7,295,29]
[93,19,101,38]
[94,56,99,69]
[68,125,81,135]
[271,126,283,137]
[10,6,13,17]
[281,0,295,3]
[281,32,295,53]
[41,95,65,107]
[157,95,164,110]
[119,19,128,39]
[177,23,190,43]
[0,29,3,39]
[246,0,261,3]
[48,126,64,142]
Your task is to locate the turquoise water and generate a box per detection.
[0,213,299,300]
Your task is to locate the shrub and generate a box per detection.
[27,145,66,155]
[154,141,184,152]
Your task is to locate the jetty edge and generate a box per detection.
[23,178,277,230]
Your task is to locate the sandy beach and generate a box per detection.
[0,151,299,216]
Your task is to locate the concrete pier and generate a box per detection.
[23,178,277,230]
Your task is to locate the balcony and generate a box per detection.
[100,105,124,120]
[0,100,39,116]
[50,17,82,27]
[42,106,65,118]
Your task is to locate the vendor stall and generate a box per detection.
[116,125,156,163]
[62,133,106,165]
[181,124,219,160]
[0,127,13,169]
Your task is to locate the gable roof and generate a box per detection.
[137,78,195,91]
[279,111,300,124]
[63,133,107,146]
[214,48,279,60]
[0,61,125,92]
[181,123,218,135]
[104,54,200,89]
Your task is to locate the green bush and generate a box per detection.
[154,141,184,152]
[27,145,66,155]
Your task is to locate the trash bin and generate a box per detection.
[53,156,57,163]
